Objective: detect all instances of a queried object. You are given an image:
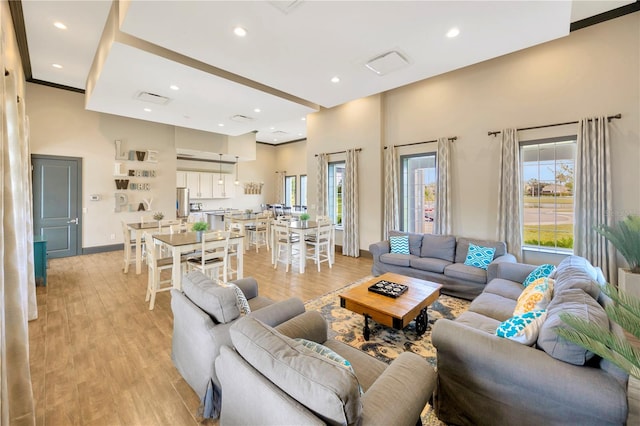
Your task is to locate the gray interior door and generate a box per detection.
[32,154,82,258]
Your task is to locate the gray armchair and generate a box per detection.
[170,272,305,403]
[216,311,436,426]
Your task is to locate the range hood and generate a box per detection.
[175,126,256,162]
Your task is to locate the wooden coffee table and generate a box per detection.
[339,272,442,340]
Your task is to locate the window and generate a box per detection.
[400,154,437,234]
[284,175,296,207]
[300,175,307,207]
[328,162,344,227]
[521,136,576,252]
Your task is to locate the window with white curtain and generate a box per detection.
[400,153,436,234]
[328,162,344,227]
[284,175,296,206]
[521,136,576,252]
[300,175,307,206]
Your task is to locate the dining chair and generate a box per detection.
[273,219,299,272]
[159,219,182,231]
[305,221,333,271]
[143,230,174,310]
[187,230,230,282]
[121,220,137,273]
[140,214,155,224]
[247,213,270,253]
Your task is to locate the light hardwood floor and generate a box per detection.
[29,245,373,425]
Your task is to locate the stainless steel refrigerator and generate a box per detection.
[176,187,189,218]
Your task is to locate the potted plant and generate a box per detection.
[153,211,164,221]
[558,283,640,423]
[595,215,640,298]
[299,213,310,222]
[192,221,209,232]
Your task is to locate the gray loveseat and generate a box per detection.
[432,256,629,425]
[369,231,515,300]
[216,311,436,426]
[170,271,305,404]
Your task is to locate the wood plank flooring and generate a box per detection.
[29,246,373,425]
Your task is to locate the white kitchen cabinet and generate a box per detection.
[178,171,235,199]
[199,172,214,198]
[185,172,202,198]
[176,171,187,188]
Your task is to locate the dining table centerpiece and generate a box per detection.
[192,221,209,240]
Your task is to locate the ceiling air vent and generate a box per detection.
[272,130,289,135]
[365,51,410,76]
[230,115,255,123]
[135,91,171,105]
[269,0,304,15]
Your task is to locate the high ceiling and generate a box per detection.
[18,0,637,144]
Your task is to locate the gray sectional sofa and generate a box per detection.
[369,231,516,300]
[432,256,629,425]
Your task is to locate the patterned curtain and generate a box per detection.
[434,137,452,235]
[574,117,616,282]
[316,154,328,217]
[497,129,523,261]
[342,149,360,257]
[383,146,399,239]
[1,67,36,423]
[275,171,285,204]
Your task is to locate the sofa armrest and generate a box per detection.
[369,240,390,263]
[248,297,305,328]
[494,261,538,283]
[361,352,435,426]
[487,253,517,282]
[232,277,259,300]
[432,318,627,423]
[274,310,328,343]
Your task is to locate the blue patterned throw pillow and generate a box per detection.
[496,309,547,345]
[523,264,556,288]
[463,243,496,270]
[389,235,410,254]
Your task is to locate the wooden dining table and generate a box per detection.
[227,213,263,251]
[153,231,244,291]
[271,220,335,274]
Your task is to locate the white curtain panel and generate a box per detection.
[434,137,452,235]
[383,146,399,239]
[342,149,360,257]
[316,154,328,217]
[575,116,616,282]
[497,128,523,261]
[1,68,36,424]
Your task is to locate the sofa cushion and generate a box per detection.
[389,230,422,256]
[496,310,547,345]
[513,277,554,316]
[420,234,456,262]
[219,282,251,315]
[389,235,410,254]
[379,253,413,267]
[455,238,506,264]
[483,279,524,301]
[550,255,599,281]
[230,317,362,425]
[444,263,487,284]
[411,257,452,274]
[522,264,556,287]
[454,311,502,334]
[537,289,609,365]
[182,271,240,324]
[463,243,496,270]
[467,292,517,322]
[554,269,601,300]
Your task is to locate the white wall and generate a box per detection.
[308,14,640,262]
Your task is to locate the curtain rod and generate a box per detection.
[488,114,622,137]
[384,136,457,149]
[314,148,362,157]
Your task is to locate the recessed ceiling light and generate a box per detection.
[143,108,152,112]
[169,85,179,91]
[218,123,225,127]
[301,117,306,121]
[52,63,63,69]
[331,76,340,83]
[254,108,261,113]
[53,22,67,30]
[273,138,278,142]
[446,27,460,38]
[269,126,275,130]
[234,26,247,37]
[298,133,303,136]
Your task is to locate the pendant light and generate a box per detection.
[218,154,224,185]
[234,156,240,185]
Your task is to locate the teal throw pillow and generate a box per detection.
[463,243,496,270]
[523,264,556,288]
[389,235,410,254]
[496,310,547,345]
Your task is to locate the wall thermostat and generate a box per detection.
[89,194,101,201]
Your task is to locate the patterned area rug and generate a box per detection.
[304,276,470,426]
[304,276,470,366]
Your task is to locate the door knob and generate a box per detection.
[67,218,78,224]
